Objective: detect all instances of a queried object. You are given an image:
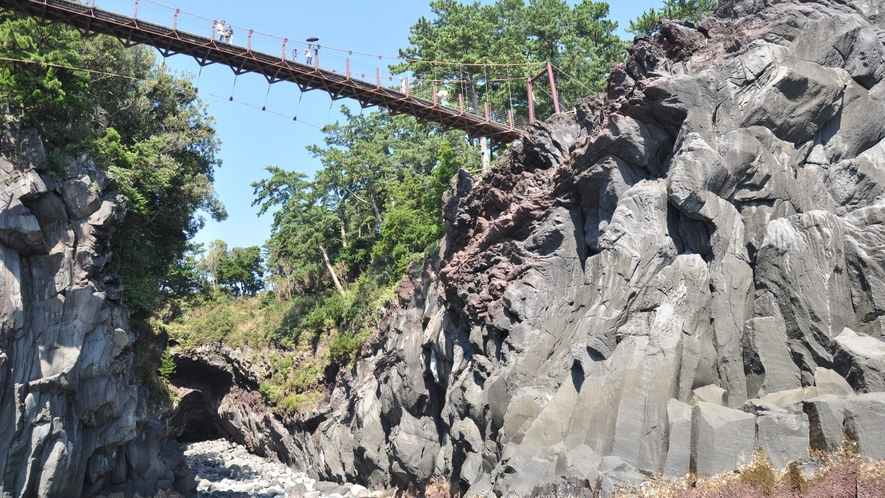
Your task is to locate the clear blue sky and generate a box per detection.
[95,0,662,250]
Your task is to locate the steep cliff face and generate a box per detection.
[0,120,188,497]
[259,0,885,494]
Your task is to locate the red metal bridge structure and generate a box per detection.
[0,0,561,143]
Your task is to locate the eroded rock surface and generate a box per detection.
[253,0,885,494]
[0,121,187,496]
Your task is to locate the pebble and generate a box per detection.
[184,439,373,498]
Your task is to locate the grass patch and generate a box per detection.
[160,272,397,414]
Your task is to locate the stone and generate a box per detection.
[61,175,101,220]
[691,402,756,476]
[804,395,846,453]
[10,0,885,494]
[844,392,885,459]
[0,197,43,254]
[832,328,885,393]
[756,413,809,468]
[691,385,727,406]
[814,367,855,397]
[663,399,692,478]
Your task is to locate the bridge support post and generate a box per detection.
[527,76,534,123]
[376,67,381,89]
[433,84,438,106]
[485,102,490,122]
[459,94,465,115]
[509,110,514,130]
[547,61,560,114]
[346,59,350,80]
[248,29,253,52]
[527,61,559,123]
[282,38,288,62]
[133,0,138,20]
[173,9,179,32]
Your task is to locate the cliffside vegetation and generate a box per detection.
[1,0,717,414]
[0,12,225,318]
[0,12,224,406]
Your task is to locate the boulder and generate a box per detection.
[663,399,692,478]
[756,413,809,468]
[804,395,845,453]
[844,392,885,459]
[832,328,885,393]
[691,402,756,476]
[691,385,728,406]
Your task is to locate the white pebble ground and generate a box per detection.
[184,439,372,498]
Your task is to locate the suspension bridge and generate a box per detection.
[0,0,566,143]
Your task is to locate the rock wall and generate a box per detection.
[0,120,188,497]
[249,0,885,495]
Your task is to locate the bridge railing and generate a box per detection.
[79,0,524,132]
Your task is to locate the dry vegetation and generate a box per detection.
[615,443,885,498]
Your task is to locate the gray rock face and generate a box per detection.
[165,0,885,494]
[0,124,182,497]
[844,392,885,459]
[691,403,756,476]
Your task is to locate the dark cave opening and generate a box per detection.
[167,356,234,443]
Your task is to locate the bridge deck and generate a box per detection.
[0,0,523,143]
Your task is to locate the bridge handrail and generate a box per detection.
[1,0,525,141]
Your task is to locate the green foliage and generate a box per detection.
[161,242,209,299]
[253,108,476,301]
[158,348,177,379]
[214,244,265,296]
[394,0,627,119]
[627,0,717,36]
[328,329,370,365]
[0,17,226,317]
[0,13,90,147]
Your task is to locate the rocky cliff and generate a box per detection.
[0,119,189,496]
[10,0,885,495]
[236,0,885,494]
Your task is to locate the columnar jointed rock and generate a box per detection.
[178,0,885,495]
[0,122,185,496]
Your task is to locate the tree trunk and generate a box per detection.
[481,137,490,175]
[318,243,346,296]
[469,79,490,174]
[369,191,383,227]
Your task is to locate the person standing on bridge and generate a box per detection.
[305,44,313,66]
[291,48,298,62]
[216,20,225,41]
[224,23,234,44]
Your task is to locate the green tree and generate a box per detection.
[0,17,226,315]
[158,348,177,379]
[215,245,265,296]
[395,0,626,121]
[627,0,717,36]
[0,13,90,149]
[253,109,478,299]
[161,242,209,299]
